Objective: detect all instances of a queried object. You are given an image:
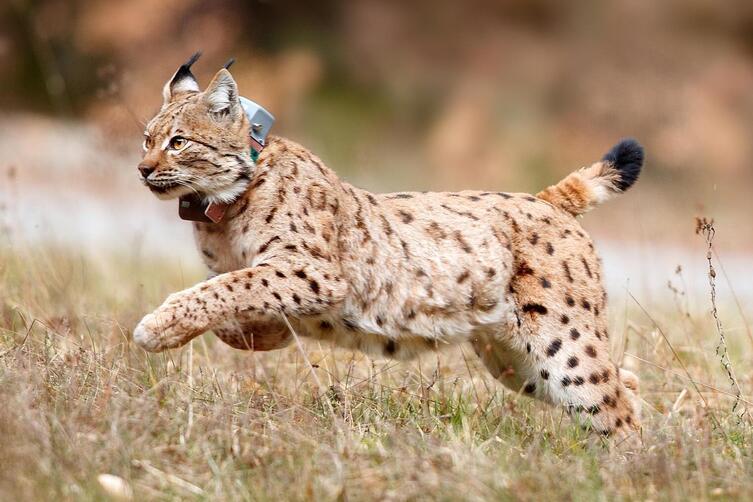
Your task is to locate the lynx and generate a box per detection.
[134,55,643,436]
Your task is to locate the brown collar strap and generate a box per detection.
[178,139,265,224]
[178,195,230,223]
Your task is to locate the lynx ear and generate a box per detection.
[203,68,240,118]
[162,52,201,105]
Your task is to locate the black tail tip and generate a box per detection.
[602,138,644,191]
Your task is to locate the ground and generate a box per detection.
[0,244,751,501]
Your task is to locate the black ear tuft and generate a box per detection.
[602,138,644,191]
[223,57,236,70]
[172,51,202,85]
[183,51,202,69]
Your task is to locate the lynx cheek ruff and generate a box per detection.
[178,97,275,223]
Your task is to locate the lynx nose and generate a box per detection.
[138,163,156,179]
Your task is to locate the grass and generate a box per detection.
[1,242,752,501]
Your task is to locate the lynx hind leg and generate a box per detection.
[213,313,293,351]
[505,249,640,436]
[507,296,640,436]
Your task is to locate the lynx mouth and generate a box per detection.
[144,180,192,200]
[146,182,176,194]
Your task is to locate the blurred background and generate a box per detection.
[1,0,752,302]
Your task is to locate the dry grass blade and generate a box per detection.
[696,217,746,420]
[132,460,205,496]
[1,242,752,499]
[628,290,726,435]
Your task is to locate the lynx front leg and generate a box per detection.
[213,314,293,351]
[133,259,344,352]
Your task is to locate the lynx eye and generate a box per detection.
[168,136,189,151]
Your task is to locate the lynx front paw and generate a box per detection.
[132,308,200,352]
[133,313,166,352]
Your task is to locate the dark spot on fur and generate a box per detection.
[319,321,333,331]
[380,215,393,236]
[441,204,479,221]
[581,299,591,311]
[524,383,536,394]
[566,295,575,307]
[560,314,569,324]
[540,277,551,288]
[522,303,548,315]
[585,345,597,358]
[546,338,562,357]
[453,231,472,253]
[309,280,320,294]
[516,262,534,276]
[265,207,277,223]
[570,328,581,340]
[567,356,579,368]
[397,210,414,224]
[562,261,574,282]
[258,236,281,254]
[540,369,550,380]
[573,376,585,386]
[581,256,593,278]
[546,242,555,255]
[561,376,572,387]
[384,339,397,355]
[401,240,410,257]
[457,270,470,283]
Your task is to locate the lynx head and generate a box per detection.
[138,53,253,203]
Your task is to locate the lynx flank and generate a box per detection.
[134,55,643,437]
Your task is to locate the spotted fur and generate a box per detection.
[133,60,644,437]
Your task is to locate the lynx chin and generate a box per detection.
[134,54,644,437]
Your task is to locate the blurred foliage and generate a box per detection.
[2,0,753,191]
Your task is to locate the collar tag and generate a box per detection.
[240,97,275,147]
[179,194,229,223]
[178,97,274,224]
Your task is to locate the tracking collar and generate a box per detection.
[178,97,275,223]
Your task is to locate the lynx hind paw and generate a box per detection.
[619,368,640,391]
